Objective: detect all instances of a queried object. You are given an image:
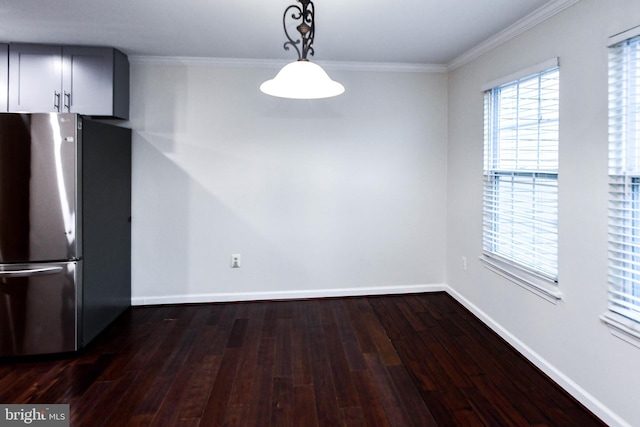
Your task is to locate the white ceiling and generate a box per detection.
[0,0,560,66]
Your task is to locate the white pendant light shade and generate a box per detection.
[260,60,345,99]
[261,0,344,99]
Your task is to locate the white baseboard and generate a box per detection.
[130,282,626,427]
[445,287,630,427]
[131,283,448,306]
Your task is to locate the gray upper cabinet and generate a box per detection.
[8,44,129,119]
[63,46,129,119]
[8,44,62,114]
[0,44,7,113]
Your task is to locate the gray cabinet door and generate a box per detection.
[0,44,7,112]
[62,46,128,119]
[9,44,63,113]
[62,46,114,116]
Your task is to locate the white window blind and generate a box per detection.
[608,34,640,323]
[483,65,560,281]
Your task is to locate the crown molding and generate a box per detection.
[129,56,276,68]
[130,0,580,75]
[447,0,581,71]
[317,61,447,74]
[129,55,447,74]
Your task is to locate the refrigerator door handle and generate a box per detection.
[0,266,64,278]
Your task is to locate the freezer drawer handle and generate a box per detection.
[0,266,64,278]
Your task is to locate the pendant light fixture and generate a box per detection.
[260,0,344,99]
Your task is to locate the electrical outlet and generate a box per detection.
[462,256,467,270]
[231,254,241,268]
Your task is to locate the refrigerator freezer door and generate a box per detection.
[0,113,80,262]
[0,261,79,356]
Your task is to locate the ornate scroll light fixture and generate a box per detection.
[260,0,345,99]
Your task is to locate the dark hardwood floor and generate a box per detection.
[0,292,605,426]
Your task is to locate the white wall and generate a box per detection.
[129,61,448,304]
[127,0,640,424]
[447,0,640,425]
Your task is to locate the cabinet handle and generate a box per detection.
[63,91,71,112]
[53,91,61,112]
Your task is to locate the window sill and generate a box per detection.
[480,254,562,304]
[600,312,640,349]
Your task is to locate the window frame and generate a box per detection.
[481,58,562,303]
[602,26,640,347]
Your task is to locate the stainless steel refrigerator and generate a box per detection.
[0,113,131,357]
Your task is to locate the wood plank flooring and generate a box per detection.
[0,292,606,426]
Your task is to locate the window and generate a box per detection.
[482,60,560,297]
[607,32,640,327]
